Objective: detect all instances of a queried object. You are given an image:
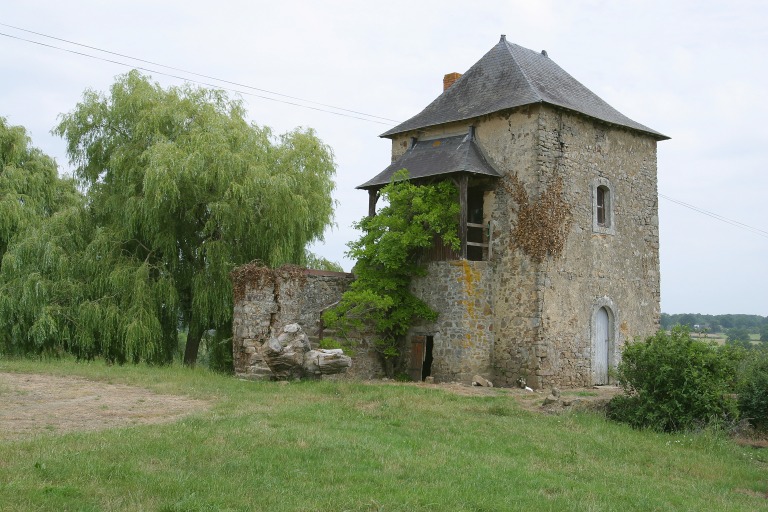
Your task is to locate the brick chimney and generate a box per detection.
[443,72,462,91]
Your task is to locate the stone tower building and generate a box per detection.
[358,36,668,388]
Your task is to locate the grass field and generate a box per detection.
[0,359,766,511]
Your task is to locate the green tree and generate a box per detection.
[726,327,752,344]
[0,117,79,268]
[304,250,344,272]
[2,71,336,365]
[0,118,83,357]
[0,198,90,357]
[323,172,459,376]
[738,347,768,430]
[677,314,697,329]
[759,324,768,342]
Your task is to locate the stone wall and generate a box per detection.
[409,260,495,383]
[534,107,661,387]
[477,108,551,388]
[232,266,383,380]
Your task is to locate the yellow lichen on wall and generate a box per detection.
[452,260,483,348]
[620,321,630,337]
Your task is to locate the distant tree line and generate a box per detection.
[661,313,768,341]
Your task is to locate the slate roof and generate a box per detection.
[357,132,501,190]
[381,35,668,140]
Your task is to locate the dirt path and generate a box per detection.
[0,372,210,440]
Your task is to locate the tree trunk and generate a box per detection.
[183,321,204,366]
[260,324,352,380]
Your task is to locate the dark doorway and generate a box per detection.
[421,336,434,381]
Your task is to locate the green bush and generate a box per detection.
[607,327,740,432]
[737,347,768,431]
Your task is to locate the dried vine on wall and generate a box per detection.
[229,262,306,303]
[503,174,572,262]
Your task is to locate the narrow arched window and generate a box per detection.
[596,185,608,227]
[592,178,615,235]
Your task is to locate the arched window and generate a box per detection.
[596,186,608,226]
[592,178,615,235]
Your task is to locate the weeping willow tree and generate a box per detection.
[0,117,79,268]
[0,118,82,356]
[1,71,336,365]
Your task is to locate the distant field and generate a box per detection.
[688,332,763,345]
[0,359,766,511]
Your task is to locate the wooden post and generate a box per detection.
[458,174,468,260]
[368,189,379,217]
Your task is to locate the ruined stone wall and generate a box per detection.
[232,270,279,379]
[232,267,383,380]
[409,260,494,383]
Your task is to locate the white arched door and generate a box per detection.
[594,307,610,385]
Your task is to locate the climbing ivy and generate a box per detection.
[323,171,460,376]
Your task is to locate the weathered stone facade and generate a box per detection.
[390,104,661,388]
[409,260,495,384]
[232,267,383,380]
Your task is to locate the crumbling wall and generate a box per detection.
[231,265,382,380]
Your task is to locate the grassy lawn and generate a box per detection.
[0,359,766,511]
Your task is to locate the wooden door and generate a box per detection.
[409,336,425,382]
[594,308,610,384]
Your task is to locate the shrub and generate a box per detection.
[737,347,768,431]
[607,327,740,432]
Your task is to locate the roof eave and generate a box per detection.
[381,101,670,141]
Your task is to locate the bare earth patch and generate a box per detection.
[0,372,210,440]
[378,379,622,413]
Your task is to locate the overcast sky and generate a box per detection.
[1,1,766,316]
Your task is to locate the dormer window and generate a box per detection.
[592,178,615,235]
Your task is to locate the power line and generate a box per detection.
[0,27,397,126]
[659,193,768,239]
[3,25,766,241]
[0,23,399,123]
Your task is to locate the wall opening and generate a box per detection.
[596,186,608,226]
[421,336,434,380]
[467,187,487,261]
[592,178,615,235]
[409,334,435,381]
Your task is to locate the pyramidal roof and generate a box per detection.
[381,36,668,140]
